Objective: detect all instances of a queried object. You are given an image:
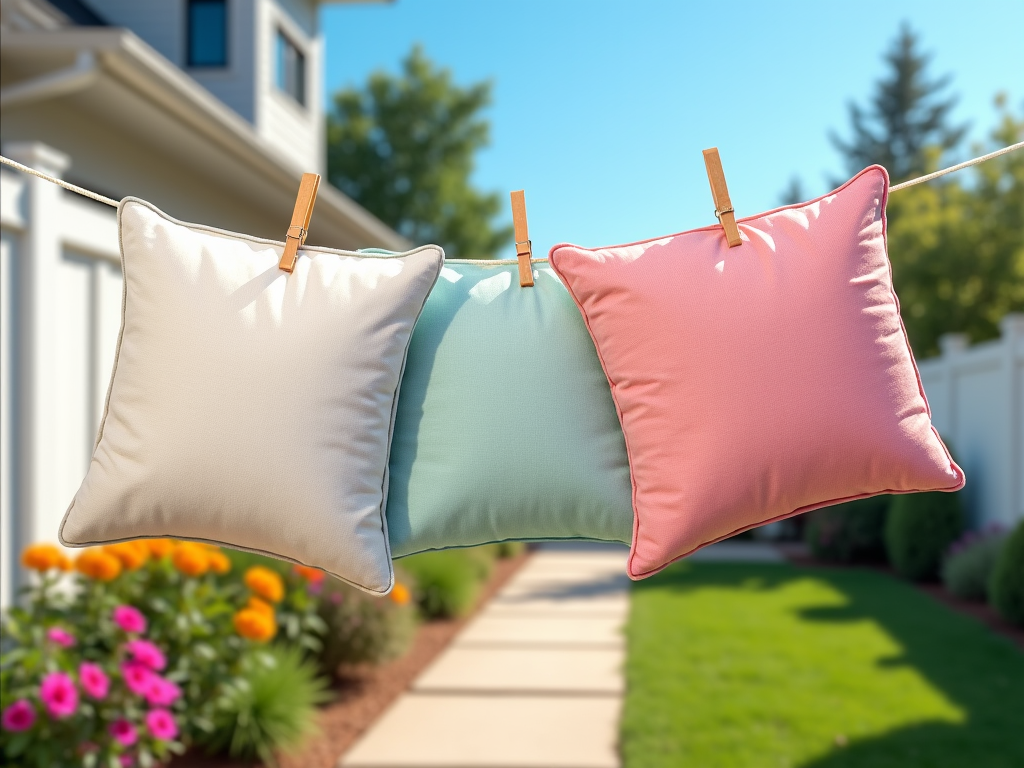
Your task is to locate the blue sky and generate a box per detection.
[322,1,1024,257]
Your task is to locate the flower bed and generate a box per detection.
[1,541,338,767]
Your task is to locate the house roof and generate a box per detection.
[0,23,410,250]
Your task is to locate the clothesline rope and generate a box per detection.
[0,154,119,207]
[2,140,1023,211]
[888,140,1024,191]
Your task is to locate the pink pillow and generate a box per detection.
[549,167,964,580]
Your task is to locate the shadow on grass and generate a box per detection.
[633,563,1024,768]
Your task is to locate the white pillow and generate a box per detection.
[59,198,443,594]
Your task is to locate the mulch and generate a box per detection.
[777,542,1024,649]
[175,549,531,768]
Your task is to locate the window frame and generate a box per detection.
[275,27,307,108]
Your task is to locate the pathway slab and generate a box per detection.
[341,694,621,768]
[485,592,629,616]
[457,614,625,647]
[413,646,624,694]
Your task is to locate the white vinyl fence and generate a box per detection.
[917,314,1024,530]
[1,143,123,608]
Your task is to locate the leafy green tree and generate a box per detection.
[327,46,511,258]
[831,24,967,182]
[887,100,1024,355]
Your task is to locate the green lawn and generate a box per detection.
[622,562,1023,768]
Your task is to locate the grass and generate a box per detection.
[622,562,1024,768]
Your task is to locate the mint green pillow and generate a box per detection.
[386,259,633,557]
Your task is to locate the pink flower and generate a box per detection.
[119,756,135,767]
[1,699,36,732]
[79,662,110,700]
[109,718,138,746]
[145,708,178,741]
[120,661,153,696]
[46,627,76,648]
[124,639,166,671]
[144,675,182,707]
[113,605,147,634]
[40,671,78,719]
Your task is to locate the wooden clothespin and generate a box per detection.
[510,190,534,287]
[702,148,742,247]
[279,173,321,273]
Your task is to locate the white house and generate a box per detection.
[0,0,406,606]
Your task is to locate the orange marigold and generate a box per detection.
[244,566,284,603]
[171,542,209,577]
[143,539,175,559]
[21,543,63,572]
[233,608,277,642]
[292,564,325,584]
[75,549,122,581]
[103,542,149,571]
[57,554,74,572]
[389,582,411,606]
[207,550,231,575]
[246,596,275,618]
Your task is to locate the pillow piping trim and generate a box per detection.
[58,197,445,596]
[549,165,964,580]
[393,534,630,560]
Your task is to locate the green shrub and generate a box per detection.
[804,496,890,563]
[495,541,527,559]
[316,572,417,673]
[400,551,482,619]
[885,491,963,581]
[465,545,499,580]
[990,520,1024,627]
[206,643,330,766]
[942,530,1006,601]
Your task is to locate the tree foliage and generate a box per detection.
[829,23,1023,356]
[887,102,1024,355]
[831,24,967,182]
[327,46,511,259]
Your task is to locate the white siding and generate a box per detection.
[0,229,18,607]
[917,316,1024,529]
[256,0,322,173]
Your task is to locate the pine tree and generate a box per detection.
[831,24,967,182]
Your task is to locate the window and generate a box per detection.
[187,0,227,67]
[276,30,306,106]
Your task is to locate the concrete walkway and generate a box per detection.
[341,543,629,768]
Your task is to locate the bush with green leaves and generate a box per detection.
[941,527,1007,601]
[399,551,483,620]
[989,520,1024,627]
[207,643,330,766]
[316,573,417,674]
[494,541,527,559]
[885,491,963,581]
[805,496,891,563]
